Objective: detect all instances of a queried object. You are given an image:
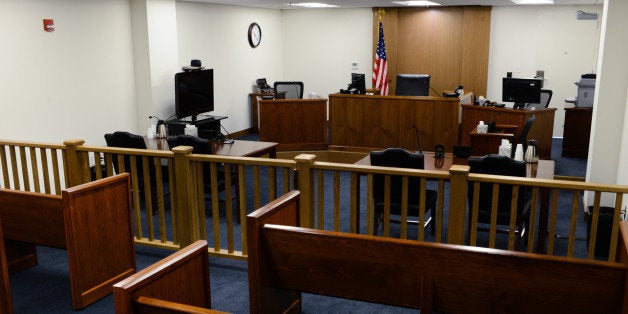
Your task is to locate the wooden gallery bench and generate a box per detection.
[247,190,628,314]
[0,219,13,313]
[113,240,226,314]
[0,173,136,310]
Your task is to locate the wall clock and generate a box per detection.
[248,22,261,48]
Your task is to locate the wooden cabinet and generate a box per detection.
[460,105,555,159]
[562,107,592,158]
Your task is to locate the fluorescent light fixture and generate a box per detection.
[288,2,338,8]
[511,0,554,4]
[393,1,442,6]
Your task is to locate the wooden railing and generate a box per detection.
[2,138,628,262]
[0,139,66,194]
[70,142,297,260]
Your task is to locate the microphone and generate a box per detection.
[221,124,235,144]
[411,124,422,154]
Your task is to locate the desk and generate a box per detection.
[460,105,555,159]
[355,153,553,178]
[145,138,277,158]
[356,153,554,253]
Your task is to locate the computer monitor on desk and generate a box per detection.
[502,77,542,109]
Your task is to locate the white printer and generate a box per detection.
[574,74,596,108]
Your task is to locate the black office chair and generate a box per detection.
[518,115,536,154]
[467,154,531,249]
[167,135,237,214]
[527,89,553,110]
[273,81,304,99]
[104,131,164,205]
[370,148,437,236]
[104,131,149,175]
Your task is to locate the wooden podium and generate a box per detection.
[258,98,328,151]
[249,91,286,132]
[460,105,555,159]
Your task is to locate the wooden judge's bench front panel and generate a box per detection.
[329,94,460,151]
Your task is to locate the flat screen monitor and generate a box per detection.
[395,74,430,96]
[349,73,366,94]
[175,69,214,120]
[502,77,542,109]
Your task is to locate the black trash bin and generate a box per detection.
[586,206,615,259]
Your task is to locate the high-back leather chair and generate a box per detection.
[104,131,162,205]
[167,134,237,216]
[467,154,531,248]
[167,135,222,193]
[518,115,536,153]
[527,89,552,110]
[370,148,437,236]
[104,131,149,175]
[273,81,304,99]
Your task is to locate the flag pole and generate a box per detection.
[373,8,389,95]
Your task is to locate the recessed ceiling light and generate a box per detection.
[392,1,442,6]
[288,2,338,8]
[510,0,554,4]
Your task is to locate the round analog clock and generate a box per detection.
[248,22,261,48]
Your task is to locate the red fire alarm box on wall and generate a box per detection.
[43,19,54,32]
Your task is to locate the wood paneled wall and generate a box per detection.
[373,7,491,97]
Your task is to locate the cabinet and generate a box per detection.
[460,105,556,159]
[164,116,226,141]
[562,107,592,158]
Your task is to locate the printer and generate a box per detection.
[573,74,596,108]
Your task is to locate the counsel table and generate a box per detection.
[355,152,554,253]
[145,138,278,158]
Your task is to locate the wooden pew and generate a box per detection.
[113,240,226,314]
[0,219,13,314]
[247,190,628,314]
[0,173,136,310]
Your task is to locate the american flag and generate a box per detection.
[372,21,389,95]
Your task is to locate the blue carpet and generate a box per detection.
[9,137,588,313]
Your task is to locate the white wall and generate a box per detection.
[176,2,283,133]
[0,0,136,145]
[488,5,602,137]
[281,9,373,98]
[0,2,610,145]
[587,0,628,197]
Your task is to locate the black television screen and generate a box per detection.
[350,73,366,94]
[395,74,430,96]
[502,77,542,109]
[175,69,214,120]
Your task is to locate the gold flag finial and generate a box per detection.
[376,8,385,20]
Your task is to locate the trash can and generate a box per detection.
[586,206,614,259]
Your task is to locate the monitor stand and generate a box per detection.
[180,114,214,122]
